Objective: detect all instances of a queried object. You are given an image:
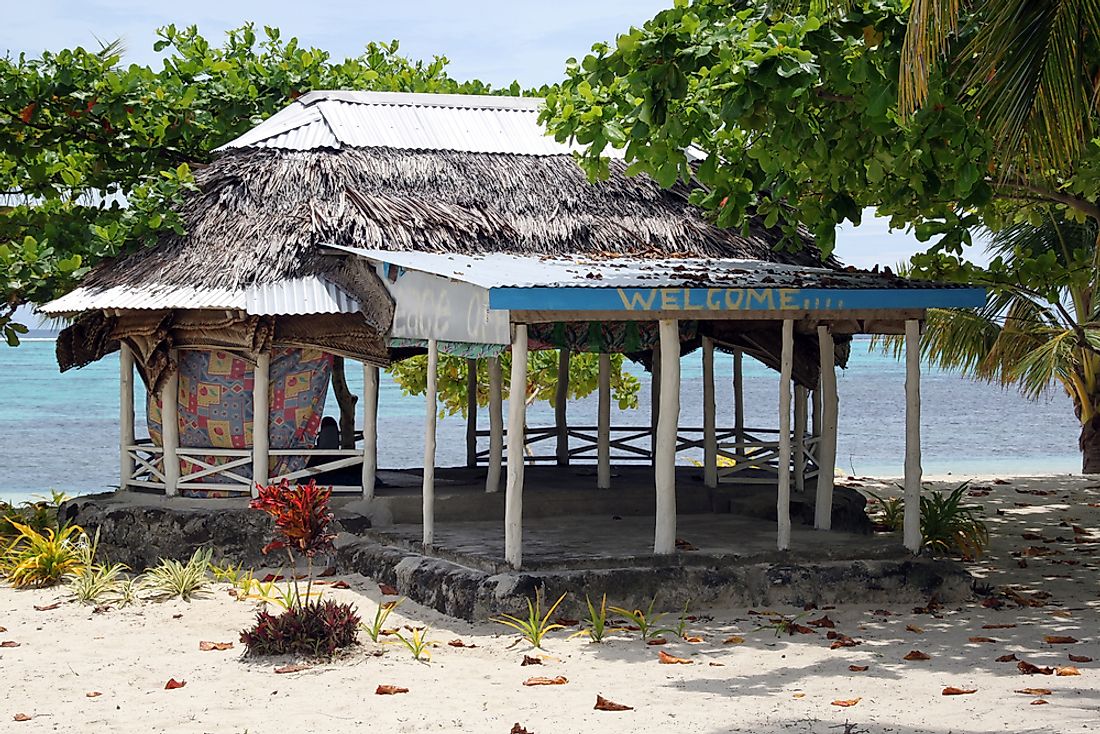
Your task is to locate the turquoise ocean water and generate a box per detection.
[0,336,1080,503]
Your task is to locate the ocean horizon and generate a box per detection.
[0,335,1081,504]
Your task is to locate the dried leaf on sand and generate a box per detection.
[658,650,692,665]
[164,678,186,690]
[594,694,632,711]
[903,650,931,661]
[523,676,568,686]
[942,687,977,695]
[831,698,861,707]
[198,641,233,651]
[375,685,409,695]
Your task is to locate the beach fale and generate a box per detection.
[41,91,986,573]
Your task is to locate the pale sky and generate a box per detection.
[6,1,953,325]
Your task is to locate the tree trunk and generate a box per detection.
[1081,415,1100,473]
[331,356,358,450]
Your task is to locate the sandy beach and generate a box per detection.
[2,474,1097,734]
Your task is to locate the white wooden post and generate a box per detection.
[597,352,612,489]
[794,384,808,492]
[423,339,438,546]
[702,336,717,489]
[733,349,745,445]
[650,347,661,465]
[555,348,570,465]
[466,358,478,468]
[486,356,503,493]
[811,381,823,460]
[362,363,379,500]
[252,351,271,497]
[903,319,923,552]
[654,319,680,555]
[814,326,839,529]
[161,351,180,497]
[777,320,794,551]
[505,325,529,568]
[119,343,135,490]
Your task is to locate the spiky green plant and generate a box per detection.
[142,547,212,601]
[394,626,433,661]
[362,598,402,643]
[920,482,989,559]
[115,576,142,607]
[67,562,129,604]
[866,490,905,532]
[609,596,673,641]
[576,593,611,643]
[2,522,88,587]
[493,590,567,649]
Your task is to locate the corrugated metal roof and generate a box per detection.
[217,90,609,157]
[40,277,361,316]
[327,246,955,291]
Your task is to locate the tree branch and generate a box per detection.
[993,181,1100,224]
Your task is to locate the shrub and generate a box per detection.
[240,600,361,657]
[865,490,905,532]
[67,561,129,604]
[493,590,567,649]
[609,596,673,641]
[921,482,989,559]
[143,547,212,601]
[2,522,88,587]
[1,492,69,541]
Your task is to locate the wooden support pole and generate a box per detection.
[423,339,438,546]
[486,356,503,493]
[793,384,808,492]
[811,382,823,460]
[362,363,379,500]
[162,353,180,497]
[777,320,794,551]
[733,349,745,445]
[654,319,680,555]
[702,336,717,489]
[505,325,529,568]
[252,351,271,497]
[466,358,478,468]
[903,319,923,552]
[119,343,135,490]
[597,352,612,489]
[650,347,661,465]
[814,326,839,530]
[555,348,570,466]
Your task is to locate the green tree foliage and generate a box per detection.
[0,25,520,344]
[540,0,1099,259]
[387,351,640,416]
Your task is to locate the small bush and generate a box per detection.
[866,490,905,532]
[143,547,212,601]
[241,600,360,657]
[67,562,129,604]
[493,590,567,649]
[2,522,88,587]
[921,482,989,559]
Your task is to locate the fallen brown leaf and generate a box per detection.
[86,691,102,698]
[1069,654,1093,663]
[0,626,5,633]
[522,676,568,686]
[521,655,542,666]
[448,639,476,648]
[594,694,632,711]
[510,724,532,734]
[792,692,806,698]
[1056,666,1081,676]
[1044,635,1078,644]
[330,580,351,589]
[708,661,725,667]
[1017,661,1054,675]
[808,615,835,628]
[658,650,693,665]
[164,678,186,690]
[968,637,997,644]
[831,698,861,707]
[274,664,310,674]
[378,583,399,596]
[723,635,745,645]
[645,638,668,646]
[848,665,869,672]
[906,624,924,634]
[1031,699,1050,705]
[942,687,977,695]
[13,713,31,722]
[983,624,1017,630]
[903,650,931,661]
[683,635,705,643]
[830,635,861,649]
[375,685,409,695]
[198,641,233,651]
[996,654,1019,663]
[1016,688,1053,696]
[33,603,59,611]
[1,641,20,648]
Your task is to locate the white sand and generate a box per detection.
[1,474,1097,733]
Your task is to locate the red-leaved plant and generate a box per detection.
[250,478,336,558]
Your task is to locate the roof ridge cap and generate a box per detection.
[298,90,544,111]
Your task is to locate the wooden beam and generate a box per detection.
[466,358,478,468]
[252,351,271,497]
[793,384,808,492]
[119,343,135,489]
[654,319,680,555]
[486,356,503,493]
[597,352,611,489]
[555,348,570,466]
[903,319,923,552]
[702,336,717,489]
[814,326,839,529]
[505,325,529,568]
[362,363,379,500]
[159,354,181,496]
[777,319,794,551]
[733,349,745,445]
[423,339,438,546]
